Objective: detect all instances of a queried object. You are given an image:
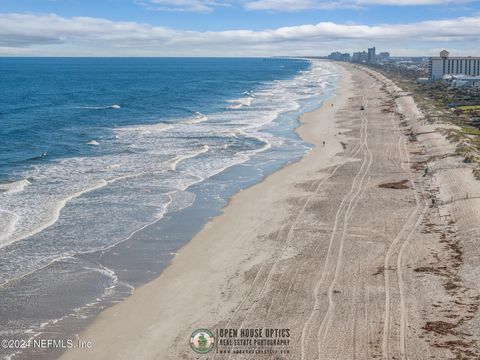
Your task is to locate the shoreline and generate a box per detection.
[61,63,480,360]
[0,60,338,360]
[60,65,350,360]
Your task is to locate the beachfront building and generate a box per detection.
[352,51,368,63]
[429,50,480,81]
[368,47,376,64]
[447,75,480,89]
[378,52,390,64]
[327,51,351,62]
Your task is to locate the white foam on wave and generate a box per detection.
[83,262,119,297]
[0,60,341,288]
[0,209,19,246]
[0,168,154,251]
[170,145,210,171]
[0,179,110,249]
[244,133,272,154]
[6,258,130,360]
[226,97,253,110]
[115,122,173,135]
[76,104,121,110]
[184,112,208,125]
[0,179,30,194]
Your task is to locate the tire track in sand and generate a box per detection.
[381,80,428,360]
[316,97,374,358]
[218,99,363,360]
[300,90,372,360]
[224,143,364,360]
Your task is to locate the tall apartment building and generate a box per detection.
[378,52,390,63]
[327,51,351,62]
[429,50,480,81]
[352,51,368,63]
[367,47,376,64]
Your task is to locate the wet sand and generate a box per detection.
[61,64,480,360]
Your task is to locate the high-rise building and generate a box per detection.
[368,47,376,64]
[352,51,368,63]
[428,50,480,81]
[378,52,390,64]
[327,52,351,61]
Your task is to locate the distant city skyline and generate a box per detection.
[1,0,480,56]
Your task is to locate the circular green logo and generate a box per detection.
[190,329,215,354]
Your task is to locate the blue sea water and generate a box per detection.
[0,57,338,358]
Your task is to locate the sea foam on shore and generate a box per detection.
[0,58,339,360]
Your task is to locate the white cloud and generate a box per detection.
[139,0,474,12]
[0,13,479,56]
[247,0,475,11]
[136,0,232,12]
[244,0,345,11]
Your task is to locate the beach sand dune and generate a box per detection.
[61,64,480,359]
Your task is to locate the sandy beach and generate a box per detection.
[61,63,480,360]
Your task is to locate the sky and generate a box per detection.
[0,0,480,56]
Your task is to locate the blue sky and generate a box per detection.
[1,0,480,56]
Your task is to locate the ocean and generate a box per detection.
[0,57,339,359]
